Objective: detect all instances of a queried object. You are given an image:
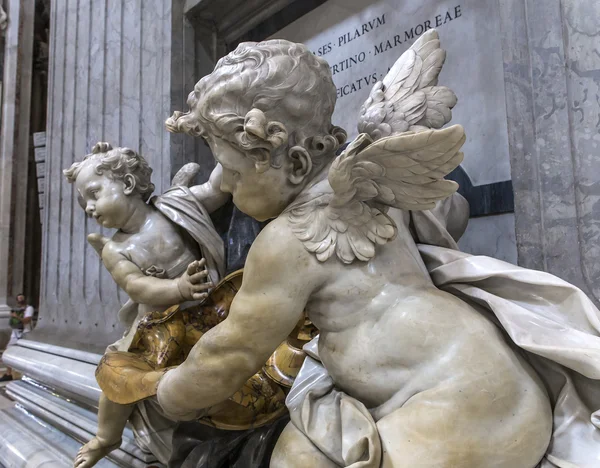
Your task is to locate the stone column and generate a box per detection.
[499,0,600,308]
[0,0,35,346]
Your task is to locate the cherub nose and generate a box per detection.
[85,203,95,216]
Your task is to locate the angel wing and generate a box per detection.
[358,29,457,140]
[171,162,201,187]
[288,125,465,263]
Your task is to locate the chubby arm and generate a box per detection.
[101,241,212,305]
[157,219,320,420]
[190,164,230,214]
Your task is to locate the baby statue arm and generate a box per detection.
[189,163,230,214]
[101,242,212,305]
[157,219,317,420]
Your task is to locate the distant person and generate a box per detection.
[0,294,34,382]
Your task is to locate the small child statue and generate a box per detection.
[64,142,228,467]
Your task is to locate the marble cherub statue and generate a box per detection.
[63,143,228,467]
[157,32,600,467]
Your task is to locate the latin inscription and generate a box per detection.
[316,5,463,100]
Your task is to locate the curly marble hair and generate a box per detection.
[166,39,347,173]
[63,142,155,201]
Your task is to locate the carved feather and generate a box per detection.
[171,162,201,187]
[288,126,465,264]
[290,29,464,264]
[358,29,457,140]
[330,126,465,210]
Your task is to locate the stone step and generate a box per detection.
[0,388,13,410]
[0,405,119,468]
[2,342,170,467]
[5,379,158,467]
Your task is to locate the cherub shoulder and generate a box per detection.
[89,234,128,266]
[88,232,136,265]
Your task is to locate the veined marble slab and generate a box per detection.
[2,345,164,467]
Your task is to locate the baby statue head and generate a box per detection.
[63,142,155,229]
[166,39,347,221]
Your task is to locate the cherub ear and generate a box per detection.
[123,174,136,195]
[287,146,313,185]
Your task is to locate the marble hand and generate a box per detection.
[73,437,121,468]
[177,258,213,301]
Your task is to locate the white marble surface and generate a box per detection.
[0,406,120,468]
[0,389,14,411]
[273,0,511,186]
[2,345,101,405]
[3,345,167,466]
[16,339,102,365]
[498,0,600,308]
[6,380,153,465]
[458,213,518,264]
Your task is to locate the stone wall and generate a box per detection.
[499,0,600,307]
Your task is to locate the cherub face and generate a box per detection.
[74,161,137,229]
[208,137,301,221]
